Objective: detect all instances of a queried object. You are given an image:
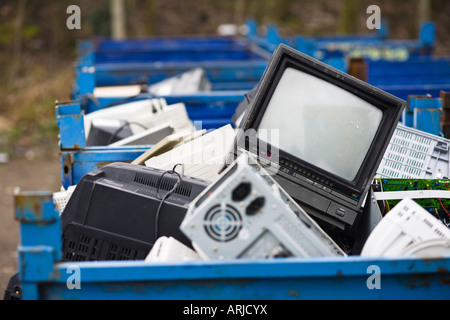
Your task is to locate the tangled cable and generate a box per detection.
[154,163,185,242]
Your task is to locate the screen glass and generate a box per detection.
[257,67,383,181]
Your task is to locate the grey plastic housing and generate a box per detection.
[180,152,346,260]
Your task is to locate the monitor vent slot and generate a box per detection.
[63,233,101,262]
[134,171,192,197]
[105,242,143,261]
[134,171,159,187]
[63,233,147,261]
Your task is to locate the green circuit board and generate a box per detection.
[373,178,450,227]
[375,178,450,192]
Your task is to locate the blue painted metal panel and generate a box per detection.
[314,40,431,62]
[72,147,146,184]
[367,58,450,86]
[95,47,264,64]
[93,36,254,59]
[60,147,147,189]
[14,193,61,259]
[246,19,434,62]
[379,84,450,103]
[414,108,442,136]
[55,103,86,149]
[73,36,270,98]
[73,67,95,96]
[39,257,448,300]
[400,95,443,133]
[60,153,73,189]
[81,91,246,121]
[14,193,62,293]
[241,20,447,113]
[77,30,448,106]
[420,21,436,47]
[74,60,267,96]
[21,257,450,300]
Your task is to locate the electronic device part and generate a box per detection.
[145,236,200,262]
[86,118,134,146]
[108,123,174,147]
[375,123,450,179]
[132,129,206,165]
[84,98,194,146]
[53,185,77,215]
[145,124,235,182]
[148,68,212,95]
[3,273,22,300]
[93,68,212,98]
[361,197,450,258]
[180,152,346,260]
[373,178,450,228]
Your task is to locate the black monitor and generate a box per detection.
[229,44,405,233]
[60,162,209,261]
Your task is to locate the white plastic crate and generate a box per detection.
[53,185,76,215]
[376,124,450,179]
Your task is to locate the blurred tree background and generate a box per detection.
[0,0,449,160]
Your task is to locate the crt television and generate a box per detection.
[60,162,209,261]
[229,44,405,232]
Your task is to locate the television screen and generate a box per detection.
[257,67,383,181]
[231,44,405,235]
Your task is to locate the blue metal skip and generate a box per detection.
[13,192,450,300]
[38,257,450,300]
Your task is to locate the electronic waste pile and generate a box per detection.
[53,43,450,265]
[5,29,450,300]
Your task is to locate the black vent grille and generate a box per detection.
[105,243,142,260]
[62,225,149,262]
[63,233,102,262]
[134,171,192,197]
